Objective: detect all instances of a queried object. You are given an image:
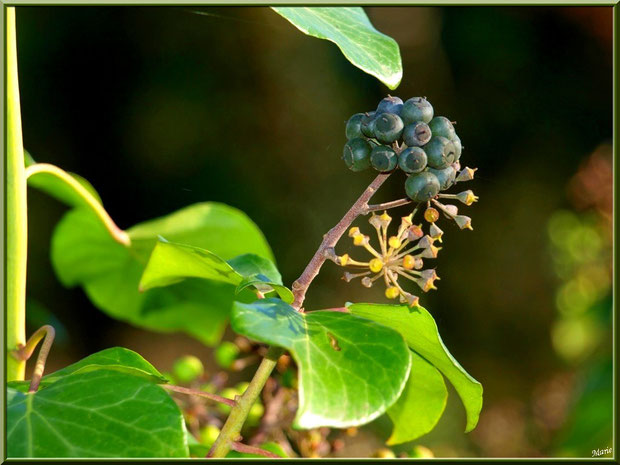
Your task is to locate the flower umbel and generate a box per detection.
[333,211,442,306]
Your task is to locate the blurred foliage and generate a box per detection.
[17,6,612,457]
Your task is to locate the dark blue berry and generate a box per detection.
[343,138,371,171]
[425,136,457,169]
[360,112,377,138]
[452,134,462,161]
[376,96,403,115]
[398,147,427,174]
[345,113,365,140]
[401,97,434,124]
[428,116,455,140]
[370,145,398,172]
[405,171,440,202]
[428,166,457,190]
[373,113,404,144]
[403,122,432,147]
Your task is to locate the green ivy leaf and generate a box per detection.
[386,352,447,445]
[348,303,483,433]
[231,298,412,429]
[272,7,402,89]
[7,369,188,458]
[50,202,274,345]
[8,347,167,393]
[140,240,293,303]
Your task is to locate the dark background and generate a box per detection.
[17,6,613,458]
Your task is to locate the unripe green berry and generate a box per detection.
[200,425,221,447]
[345,113,365,140]
[428,165,457,190]
[247,401,265,425]
[370,145,398,172]
[360,111,377,137]
[401,97,434,124]
[217,387,240,415]
[376,96,403,115]
[343,138,371,172]
[398,147,427,174]
[428,116,455,140]
[425,136,457,169]
[405,171,440,202]
[215,341,240,369]
[373,113,404,144]
[172,355,204,384]
[452,134,462,161]
[403,121,431,147]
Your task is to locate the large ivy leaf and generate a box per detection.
[8,347,167,393]
[272,7,402,89]
[7,369,188,458]
[50,202,274,345]
[231,298,412,429]
[349,303,483,433]
[386,352,447,445]
[139,240,293,303]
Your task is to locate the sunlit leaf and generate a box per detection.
[231,298,411,428]
[8,347,167,393]
[272,7,402,89]
[140,240,293,303]
[387,352,447,445]
[7,369,188,458]
[349,303,483,432]
[51,202,274,345]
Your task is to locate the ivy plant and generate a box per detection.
[6,6,482,459]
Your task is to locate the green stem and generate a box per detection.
[6,7,27,382]
[207,346,283,458]
[207,175,394,458]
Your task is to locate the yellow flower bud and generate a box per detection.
[369,258,383,273]
[348,226,360,237]
[379,212,392,223]
[388,236,401,248]
[424,207,439,223]
[353,234,366,246]
[339,254,350,266]
[385,286,400,299]
[402,254,415,270]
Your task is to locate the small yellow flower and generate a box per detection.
[388,236,401,248]
[334,210,441,306]
[369,258,383,273]
[385,287,400,299]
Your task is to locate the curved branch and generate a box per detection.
[12,325,56,393]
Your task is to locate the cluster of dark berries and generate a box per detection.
[343,96,473,204]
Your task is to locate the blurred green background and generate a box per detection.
[17,6,613,458]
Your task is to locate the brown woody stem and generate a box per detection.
[208,174,394,458]
[291,173,391,309]
[362,197,413,214]
[230,441,280,458]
